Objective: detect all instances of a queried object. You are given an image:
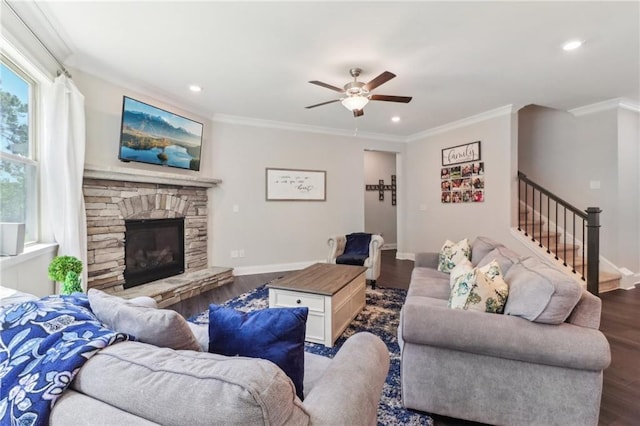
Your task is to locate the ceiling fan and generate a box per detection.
[305,68,412,118]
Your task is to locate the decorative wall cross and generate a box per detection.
[365,174,397,205]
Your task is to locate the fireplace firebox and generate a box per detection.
[124,218,185,289]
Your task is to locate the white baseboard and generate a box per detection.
[232,260,324,276]
[381,243,397,250]
[396,252,415,261]
[619,269,640,290]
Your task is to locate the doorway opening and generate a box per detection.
[364,150,398,250]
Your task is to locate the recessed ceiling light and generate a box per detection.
[189,85,202,92]
[391,116,401,123]
[562,40,583,51]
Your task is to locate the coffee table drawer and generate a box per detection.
[271,290,325,313]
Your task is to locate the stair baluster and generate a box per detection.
[517,172,601,296]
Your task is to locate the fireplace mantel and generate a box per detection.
[84,164,221,188]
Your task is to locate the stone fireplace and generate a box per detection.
[83,166,232,308]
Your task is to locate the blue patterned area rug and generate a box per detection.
[190,285,433,426]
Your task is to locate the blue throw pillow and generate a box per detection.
[344,232,372,256]
[336,253,368,266]
[208,305,308,400]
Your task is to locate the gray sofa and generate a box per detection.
[398,237,611,426]
[36,290,390,425]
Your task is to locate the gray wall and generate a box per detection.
[402,110,523,255]
[25,65,636,283]
[518,104,640,272]
[72,71,215,179]
[617,108,640,271]
[73,69,406,274]
[364,150,397,246]
[209,121,405,273]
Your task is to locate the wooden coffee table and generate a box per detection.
[267,263,367,347]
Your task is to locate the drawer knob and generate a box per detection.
[296,299,301,304]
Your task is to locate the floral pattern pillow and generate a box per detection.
[467,261,509,314]
[437,238,471,273]
[448,260,509,314]
[449,268,477,309]
[449,258,474,289]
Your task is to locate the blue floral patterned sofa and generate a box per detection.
[398,237,611,426]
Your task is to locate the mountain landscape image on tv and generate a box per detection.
[119,96,203,171]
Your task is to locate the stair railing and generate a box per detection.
[517,172,601,296]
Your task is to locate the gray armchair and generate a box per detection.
[327,233,384,285]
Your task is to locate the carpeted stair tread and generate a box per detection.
[599,271,622,293]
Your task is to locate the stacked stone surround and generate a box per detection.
[83,168,231,306]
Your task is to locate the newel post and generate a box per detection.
[586,207,602,296]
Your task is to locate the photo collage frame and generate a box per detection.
[441,161,485,203]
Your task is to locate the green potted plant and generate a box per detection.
[48,255,83,295]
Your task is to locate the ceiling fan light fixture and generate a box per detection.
[341,95,369,111]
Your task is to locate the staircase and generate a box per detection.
[517,172,621,295]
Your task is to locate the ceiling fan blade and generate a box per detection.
[363,71,396,91]
[305,99,342,109]
[309,80,345,93]
[370,94,412,103]
[353,109,364,118]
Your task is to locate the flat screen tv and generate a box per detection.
[118,96,203,171]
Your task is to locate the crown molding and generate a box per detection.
[1,1,60,78]
[569,97,640,117]
[405,104,518,142]
[619,99,640,113]
[212,114,406,143]
[7,1,74,60]
[215,105,521,144]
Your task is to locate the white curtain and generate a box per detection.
[42,74,88,290]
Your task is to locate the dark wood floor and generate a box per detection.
[177,250,640,425]
[598,287,640,425]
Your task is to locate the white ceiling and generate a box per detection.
[16,1,640,138]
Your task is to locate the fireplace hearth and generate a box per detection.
[124,218,185,289]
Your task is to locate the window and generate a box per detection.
[0,58,38,243]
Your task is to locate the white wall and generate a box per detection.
[364,150,397,246]
[402,110,521,255]
[0,245,57,297]
[518,104,640,272]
